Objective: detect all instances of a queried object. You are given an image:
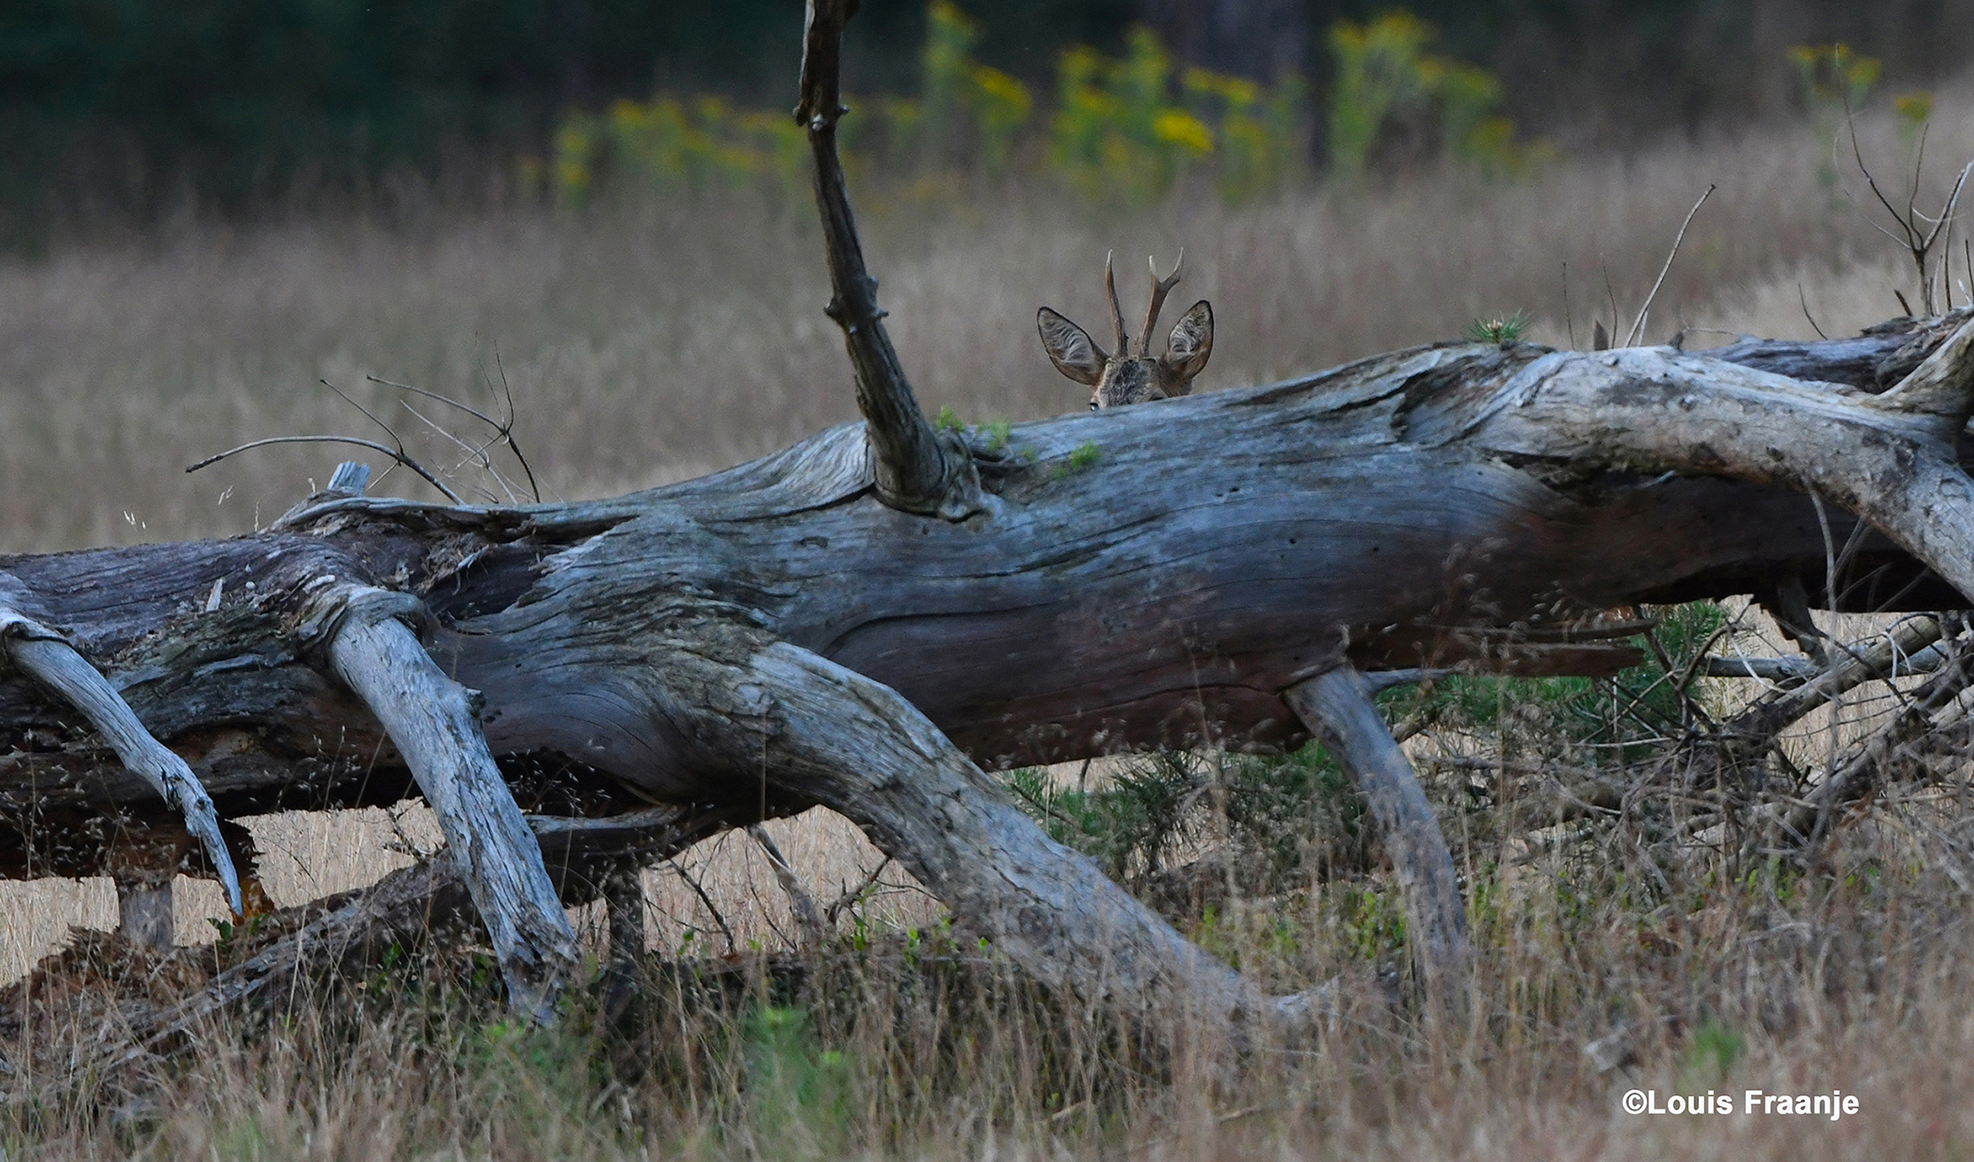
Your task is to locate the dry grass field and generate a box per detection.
[6,99,1967,554]
[5,89,1974,1158]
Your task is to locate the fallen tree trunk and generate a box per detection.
[1,309,1970,1026]
[7,0,1974,1032]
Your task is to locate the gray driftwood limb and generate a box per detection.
[0,575,241,916]
[1434,320,1974,602]
[749,824,825,949]
[732,640,1328,1034]
[1699,656,1820,681]
[1784,639,1974,846]
[1728,614,1946,744]
[1286,667,1470,1018]
[313,582,579,1022]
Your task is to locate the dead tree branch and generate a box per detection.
[369,370,541,503]
[0,575,240,915]
[311,583,578,1021]
[748,824,826,949]
[1728,614,1946,744]
[1286,667,1470,1020]
[1624,184,1714,347]
[795,0,982,520]
[1785,635,1974,847]
[186,435,463,504]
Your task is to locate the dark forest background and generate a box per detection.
[5,0,1973,239]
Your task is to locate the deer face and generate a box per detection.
[1038,252,1214,410]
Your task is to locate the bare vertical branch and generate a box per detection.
[1600,260,1620,346]
[1799,283,1829,339]
[1931,162,1973,313]
[1842,102,1972,317]
[1562,260,1576,350]
[796,0,982,520]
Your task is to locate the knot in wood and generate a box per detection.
[0,574,62,654]
[296,583,437,657]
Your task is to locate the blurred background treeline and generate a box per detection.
[5,0,1974,248]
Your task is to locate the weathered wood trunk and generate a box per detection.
[9,0,1974,1035]
[1,304,1970,1028]
[4,316,1964,804]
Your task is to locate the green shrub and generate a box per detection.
[1789,42,1881,189]
[549,1,1326,208]
[1327,13,1547,179]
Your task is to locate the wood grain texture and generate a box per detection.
[0,315,1970,1023]
[736,637,1329,1033]
[0,323,1965,853]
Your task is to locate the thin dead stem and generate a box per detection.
[1624,184,1714,347]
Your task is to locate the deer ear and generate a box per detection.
[1161,300,1213,385]
[1038,308,1107,386]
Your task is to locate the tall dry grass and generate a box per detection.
[13,796,1974,1161]
[3,95,1968,553]
[4,88,1974,1159]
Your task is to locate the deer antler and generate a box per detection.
[1103,251,1130,356]
[1137,250,1185,356]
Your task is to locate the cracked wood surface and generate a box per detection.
[0,315,1971,1027]
[0,319,1967,865]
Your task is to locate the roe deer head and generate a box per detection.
[1037,251,1213,409]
